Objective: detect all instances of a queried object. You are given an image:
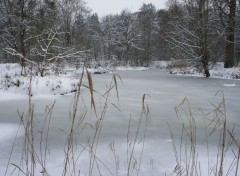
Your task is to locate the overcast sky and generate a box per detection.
[85,0,167,17]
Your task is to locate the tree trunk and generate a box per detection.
[224,0,236,68]
[225,33,235,68]
[20,31,26,76]
[202,58,210,77]
[40,69,44,77]
[204,67,210,77]
[20,0,27,76]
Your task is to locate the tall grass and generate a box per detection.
[168,91,240,176]
[126,94,150,176]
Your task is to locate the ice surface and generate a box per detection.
[0,124,23,141]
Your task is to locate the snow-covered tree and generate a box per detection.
[30,29,86,76]
[28,0,90,76]
[115,10,142,64]
[0,0,90,76]
[101,10,142,64]
[99,11,143,65]
[166,0,222,77]
[1,0,37,74]
[100,14,120,61]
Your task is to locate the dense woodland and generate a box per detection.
[0,0,239,77]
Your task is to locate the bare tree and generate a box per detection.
[109,10,142,65]
[166,0,221,77]
[58,0,90,47]
[137,3,157,66]
[1,0,37,75]
[29,29,86,76]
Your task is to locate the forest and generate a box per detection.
[0,0,240,77]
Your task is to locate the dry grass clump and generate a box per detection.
[167,91,240,176]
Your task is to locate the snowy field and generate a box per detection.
[0,63,240,175]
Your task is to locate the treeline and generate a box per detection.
[0,0,239,77]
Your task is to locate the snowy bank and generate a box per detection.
[0,64,83,98]
[0,75,80,99]
[168,62,240,80]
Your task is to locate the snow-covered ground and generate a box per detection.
[0,63,240,176]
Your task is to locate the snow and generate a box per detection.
[0,63,21,77]
[0,75,80,99]
[150,60,169,69]
[210,65,240,79]
[223,82,237,87]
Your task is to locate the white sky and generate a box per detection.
[85,0,167,17]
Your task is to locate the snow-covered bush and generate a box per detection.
[1,76,22,89]
[210,67,240,79]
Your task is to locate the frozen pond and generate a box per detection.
[0,69,240,176]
